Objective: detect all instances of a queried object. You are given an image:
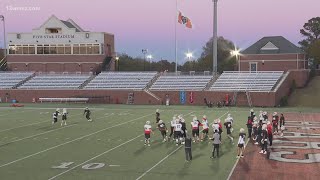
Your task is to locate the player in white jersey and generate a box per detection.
[144,121,153,146]
[61,108,68,126]
[191,117,200,142]
[226,114,234,132]
[174,119,183,146]
[169,116,176,141]
[200,115,209,141]
[212,119,220,133]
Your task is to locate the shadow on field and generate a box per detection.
[134,146,147,155]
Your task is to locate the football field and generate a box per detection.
[0,104,318,180]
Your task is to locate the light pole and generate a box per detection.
[231,49,241,71]
[147,54,153,71]
[115,56,120,71]
[0,15,6,57]
[142,49,148,71]
[212,0,218,75]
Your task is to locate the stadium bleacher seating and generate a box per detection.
[150,74,213,91]
[0,72,34,89]
[84,72,157,90]
[19,73,91,89]
[210,71,283,92]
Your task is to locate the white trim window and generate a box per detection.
[249,62,258,72]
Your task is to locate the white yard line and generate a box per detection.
[226,139,250,180]
[135,111,228,180]
[0,109,105,133]
[48,134,143,180]
[136,146,182,180]
[0,124,77,145]
[0,112,154,168]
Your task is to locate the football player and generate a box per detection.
[61,108,68,126]
[272,112,279,134]
[200,115,209,141]
[83,107,92,121]
[144,121,153,146]
[191,117,200,142]
[224,117,234,144]
[168,116,176,141]
[52,108,60,125]
[179,115,187,144]
[155,109,160,123]
[158,120,168,142]
[174,119,183,146]
[259,124,268,154]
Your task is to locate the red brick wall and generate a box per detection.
[239,53,306,71]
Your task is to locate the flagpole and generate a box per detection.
[175,0,178,73]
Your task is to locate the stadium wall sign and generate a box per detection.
[33,35,75,39]
[179,91,186,104]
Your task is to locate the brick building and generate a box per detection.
[240,36,306,71]
[5,15,115,72]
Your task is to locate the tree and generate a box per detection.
[196,36,237,73]
[299,17,320,67]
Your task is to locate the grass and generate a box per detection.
[0,104,319,180]
[289,76,320,107]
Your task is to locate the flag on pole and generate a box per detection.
[178,11,192,29]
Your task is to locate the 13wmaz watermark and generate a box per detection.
[6,5,40,11]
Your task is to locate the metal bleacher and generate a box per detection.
[19,73,91,89]
[84,72,157,90]
[150,73,213,91]
[0,72,34,89]
[210,71,284,92]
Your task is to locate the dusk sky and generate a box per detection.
[0,0,319,64]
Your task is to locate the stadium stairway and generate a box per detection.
[79,74,97,89]
[144,72,161,90]
[12,72,36,89]
[203,75,218,90]
[273,71,290,92]
[144,89,161,102]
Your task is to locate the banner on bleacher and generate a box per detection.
[179,91,186,104]
[189,92,194,104]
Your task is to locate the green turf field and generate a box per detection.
[0,104,319,180]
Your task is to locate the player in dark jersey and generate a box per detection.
[52,108,60,125]
[224,118,234,144]
[83,107,92,121]
[155,109,160,123]
[158,120,168,142]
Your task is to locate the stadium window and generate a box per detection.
[22,46,29,54]
[45,28,61,34]
[17,34,21,39]
[80,44,86,54]
[65,44,71,54]
[57,44,64,54]
[92,44,100,54]
[9,45,16,54]
[44,45,50,54]
[73,44,80,54]
[29,45,35,54]
[16,45,23,54]
[87,44,93,54]
[85,33,89,38]
[50,45,57,54]
[37,45,44,54]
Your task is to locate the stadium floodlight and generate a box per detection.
[146,55,153,60]
[230,48,241,71]
[185,52,193,60]
[115,56,120,71]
